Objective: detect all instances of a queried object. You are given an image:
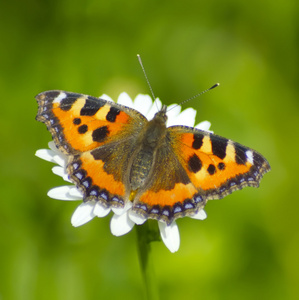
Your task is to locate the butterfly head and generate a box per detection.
[152,104,168,124]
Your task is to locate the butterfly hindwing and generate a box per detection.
[133,141,204,223]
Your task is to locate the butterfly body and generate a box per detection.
[36,91,270,224]
[129,105,168,191]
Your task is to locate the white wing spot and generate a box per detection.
[53,92,67,103]
[246,150,254,164]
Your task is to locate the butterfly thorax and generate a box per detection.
[129,106,168,191]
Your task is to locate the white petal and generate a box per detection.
[48,141,58,152]
[71,202,96,227]
[112,201,132,215]
[52,166,71,182]
[99,94,113,102]
[52,154,67,167]
[110,212,135,236]
[128,210,146,225]
[52,166,65,178]
[117,92,134,108]
[166,105,182,127]
[35,149,57,163]
[158,221,180,253]
[195,121,212,131]
[146,98,162,120]
[190,209,207,220]
[47,142,68,167]
[93,202,111,217]
[175,108,196,126]
[68,186,84,198]
[47,186,82,201]
[133,94,153,116]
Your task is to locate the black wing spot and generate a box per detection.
[207,164,216,175]
[192,133,204,149]
[92,126,109,142]
[73,118,81,125]
[211,136,228,159]
[80,97,104,116]
[188,154,202,173]
[78,124,88,134]
[60,96,77,111]
[106,107,121,122]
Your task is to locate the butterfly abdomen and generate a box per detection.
[130,148,154,190]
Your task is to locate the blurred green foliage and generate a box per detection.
[0,0,298,299]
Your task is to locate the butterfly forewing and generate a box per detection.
[169,126,270,199]
[36,91,147,154]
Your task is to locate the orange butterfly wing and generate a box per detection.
[36,91,146,153]
[36,90,147,206]
[133,126,270,223]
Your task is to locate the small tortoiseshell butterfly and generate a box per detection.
[36,90,270,224]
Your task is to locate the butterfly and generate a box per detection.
[36,90,270,224]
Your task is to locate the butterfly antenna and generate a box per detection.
[167,83,220,112]
[137,54,157,107]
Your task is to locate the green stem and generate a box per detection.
[136,220,160,300]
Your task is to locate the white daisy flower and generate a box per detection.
[35,93,211,253]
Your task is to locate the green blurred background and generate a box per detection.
[1,0,298,299]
